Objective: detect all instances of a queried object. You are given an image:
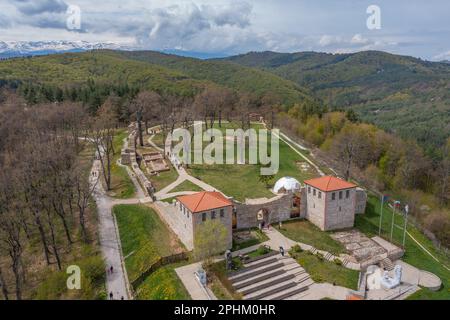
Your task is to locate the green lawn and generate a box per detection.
[232,229,269,251]
[135,261,191,300]
[278,219,346,254]
[113,204,185,282]
[291,250,359,290]
[147,162,179,192]
[108,129,136,199]
[168,180,204,193]
[187,122,319,201]
[355,194,450,300]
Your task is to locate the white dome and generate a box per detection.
[273,177,301,193]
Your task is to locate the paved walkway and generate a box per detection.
[175,262,216,300]
[91,138,152,300]
[91,161,131,300]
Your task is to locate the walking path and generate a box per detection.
[90,139,151,300]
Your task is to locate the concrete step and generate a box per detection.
[265,285,310,300]
[234,264,303,291]
[229,258,278,277]
[245,280,298,300]
[240,274,296,296]
[229,262,285,284]
[233,269,285,290]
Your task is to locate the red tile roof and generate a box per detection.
[176,191,232,213]
[304,176,356,192]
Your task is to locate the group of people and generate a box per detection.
[106,265,125,300]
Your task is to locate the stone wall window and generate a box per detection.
[202,212,207,221]
[318,191,322,199]
[332,192,336,200]
[339,191,343,199]
[220,209,225,218]
[313,189,316,196]
[211,211,216,219]
[346,190,350,199]
[308,186,311,194]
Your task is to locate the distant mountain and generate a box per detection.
[0,41,127,58]
[222,50,450,149]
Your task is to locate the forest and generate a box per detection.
[0,50,449,299]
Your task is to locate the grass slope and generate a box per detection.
[113,204,184,282]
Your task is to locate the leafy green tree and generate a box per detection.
[194,219,229,267]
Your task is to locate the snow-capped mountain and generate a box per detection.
[0,40,129,58]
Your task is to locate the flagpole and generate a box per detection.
[390,200,396,242]
[402,204,409,248]
[378,194,384,236]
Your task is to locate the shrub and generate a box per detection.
[292,244,303,253]
[334,258,343,266]
[316,252,324,261]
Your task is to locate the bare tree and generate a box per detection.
[90,106,117,191]
[0,267,9,300]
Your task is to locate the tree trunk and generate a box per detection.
[46,211,62,271]
[0,267,9,300]
[137,111,144,147]
[35,214,51,266]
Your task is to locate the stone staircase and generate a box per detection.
[228,252,313,300]
[380,258,395,271]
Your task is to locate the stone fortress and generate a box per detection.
[231,175,367,232]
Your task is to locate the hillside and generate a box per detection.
[0,51,210,96]
[223,51,450,149]
[0,50,317,107]
[110,50,316,106]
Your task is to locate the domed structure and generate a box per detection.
[273,177,301,194]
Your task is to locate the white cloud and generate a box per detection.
[351,34,369,45]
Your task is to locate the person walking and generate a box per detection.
[110,265,114,274]
[279,246,285,257]
[109,291,114,300]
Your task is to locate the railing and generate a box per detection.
[130,252,188,290]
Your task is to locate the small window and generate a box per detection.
[183,207,186,215]
[211,211,216,219]
[346,190,350,199]
[308,186,311,194]
[339,191,343,199]
[332,192,336,200]
[187,211,189,218]
[318,191,322,199]
[339,206,342,212]
[313,189,316,196]
[202,212,206,221]
[220,209,225,218]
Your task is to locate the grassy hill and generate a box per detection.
[223,51,450,149]
[0,50,317,107]
[111,50,316,106]
[0,51,209,96]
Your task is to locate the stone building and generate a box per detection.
[175,191,233,250]
[304,176,360,231]
[233,175,367,232]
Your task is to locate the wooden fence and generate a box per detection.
[131,252,189,290]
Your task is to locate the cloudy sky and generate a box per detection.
[0,0,449,60]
